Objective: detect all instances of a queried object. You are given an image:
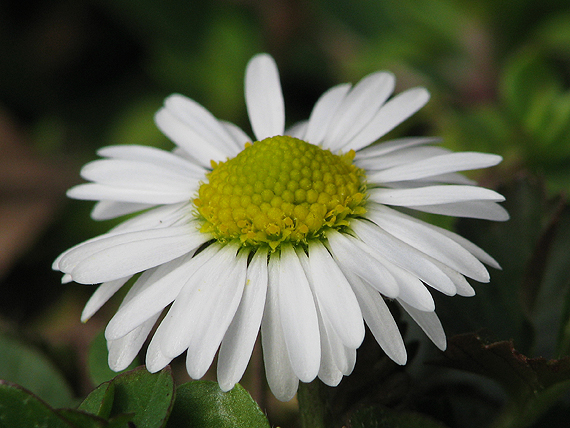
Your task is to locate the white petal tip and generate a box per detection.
[391,352,407,366]
[146,361,169,373]
[108,359,126,372]
[418,301,436,312]
[436,341,447,351]
[415,87,431,102]
[460,289,476,297]
[218,382,235,393]
[274,390,298,402]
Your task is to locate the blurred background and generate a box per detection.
[2,0,570,427]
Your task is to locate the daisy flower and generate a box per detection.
[53,53,507,401]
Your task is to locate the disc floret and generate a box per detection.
[194,135,366,250]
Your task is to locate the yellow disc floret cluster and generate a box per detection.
[194,135,367,250]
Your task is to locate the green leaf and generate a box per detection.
[78,366,174,427]
[78,382,116,419]
[348,406,448,428]
[88,329,138,386]
[0,333,75,408]
[56,409,109,428]
[0,381,73,428]
[108,366,175,428]
[166,381,270,428]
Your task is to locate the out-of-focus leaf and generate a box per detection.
[439,334,570,428]
[536,12,570,56]
[165,381,270,428]
[499,47,570,168]
[451,176,570,358]
[88,330,138,386]
[348,406,448,428]
[500,48,561,124]
[442,177,544,352]
[104,97,166,150]
[527,200,570,357]
[440,334,570,402]
[0,381,72,428]
[0,333,75,408]
[78,382,116,419]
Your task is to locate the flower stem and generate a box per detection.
[297,380,330,428]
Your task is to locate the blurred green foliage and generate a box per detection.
[2,0,570,427]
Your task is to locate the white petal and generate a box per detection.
[145,329,174,373]
[431,260,475,297]
[97,144,206,177]
[277,244,320,382]
[164,94,243,156]
[366,204,490,282]
[154,245,244,364]
[108,313,160,371]
[261,256,299,402]
[109,203,192,234]
[304,241,364,349]
[357,146,450,172]
[324,72,395,152]
[369,152,502,183]
[326,230,399,298]
[286,120,308,139]
[348,241,432,311]
[346,87,430,151]
[154,108,228,167]
[321,310,356,377]
[368,185,505,207]
[183,249,248,380]
[369,254,436,311]
[433,226,501,269]
[355,137,441,160]
[81,276,131,322]
[67,183,192,205]
[91,201,154,221]
[105,247,217,340]
[398,300,447,351]
[316,312,343,387]
[408,200,510,221]
[304,83,351,146]
[347,272,407,365]
[218,248,268,392]
[220,120,252,148]
[60,226,206,284]
[407,172,477,185]
[245,54,285,140]
[351,219,454,302]
[80,159,199,195]
[343,347,357,376]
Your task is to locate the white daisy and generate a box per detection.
[53,53,507,401]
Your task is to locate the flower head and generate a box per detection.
[53,54,507,401]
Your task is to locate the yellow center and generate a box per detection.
[194,135,367,250]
